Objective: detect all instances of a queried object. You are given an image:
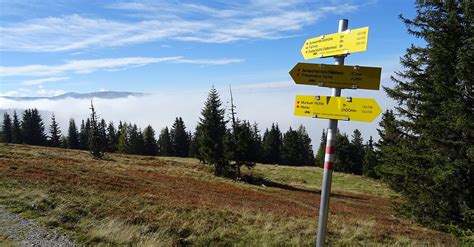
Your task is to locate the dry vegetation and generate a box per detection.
[0,143,458,246]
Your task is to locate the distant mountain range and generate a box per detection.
[1,91,146,101]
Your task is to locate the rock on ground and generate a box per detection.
[0,206,77,247]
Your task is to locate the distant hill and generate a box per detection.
[0,91,146,101]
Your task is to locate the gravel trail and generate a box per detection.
[0,206,77,247]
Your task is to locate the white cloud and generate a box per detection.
[0,80,389,151]
[0,88,31,97]
[0,1,361,52]
[22,76,69,85]
[0,57,180,77]
[320,4,358,14]
[0,56,242,77]
[173,58,245,65]
[233,81,293,91]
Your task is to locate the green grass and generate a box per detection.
[0,235,17,247]
[0,144,458,246]
[249,164,398,198]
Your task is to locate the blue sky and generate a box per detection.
[0,0,421,147]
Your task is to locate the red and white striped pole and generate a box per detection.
[316,19,348,247]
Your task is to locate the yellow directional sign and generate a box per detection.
[294,95,382,122]
[301,27,369,59]
[289,63,381,90]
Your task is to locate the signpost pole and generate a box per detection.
[316,19,348,247]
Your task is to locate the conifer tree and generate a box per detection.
[377,110,404,187]
[117,123,129,153]
[333,132,352,173]
[187,131,192,155]
[363,136,379,178]
[79,119,90,150]
[297,125,314,165]
[67,119,80,149]
[381,1,473,231]
[128,124,144,154]
[12,111,21,144]
[197,87,228,176]
[262,123,282,164]
[280,126,314,166]
[98,119,108,152]
[143,125,157,156]
[228,120,256,177]
[157,127,172,156]
[170,117,190,157]
[281,127,299,166]
[349,129,364,175]
[2,112,12,143]
[89,102,104,159]
[106,122,117,152]
[189,127,203,162]
[48,114,61,147]
[60,135,68,148]
[315,129,327,167]
[226,86,260,174]
[21,109,46,145]
[249,122,263,162]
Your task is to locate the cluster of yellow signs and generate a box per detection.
[292,27,382,122]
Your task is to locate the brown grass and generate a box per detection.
[0,143,458,246]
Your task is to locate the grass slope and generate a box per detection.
[0,144,458,246]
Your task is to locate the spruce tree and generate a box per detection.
[106,122,117,152]
[228,120,256,177]
[170,117,190,157]
[281,127,301,166]
[67,119,80,149]
[79,120,89,150]
[143,125,157,156]
[48,114,61,147]
[363,136,379,178]
[89,102,104,159]
[333,132,352,173]
[12,111,21,144]
[281,127,298,166]
[157,127,172,156]
[189,127,203,161]
[60,135,68,148]
[377,110,404,188]
[281,126,314,166]
[117,123,129,153]
[128,124,144,155]
[98,119,108,152]
[297,125,314,166]
[382,1,473,231]
[262,123,282,164]
[21,109,46,146]
[249,122,263,162]
[349,129,364,175]
[197,87,228,176]
[315,129,327,167]
[2,112,12,143]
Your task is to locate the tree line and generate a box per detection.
[314,129,377,176]
[0,88,316,174]
[1,97,379,176]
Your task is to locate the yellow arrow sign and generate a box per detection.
[301,27,369,59]
[289,63,381,90]
[294,95,382,122]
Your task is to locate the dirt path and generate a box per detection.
[0,206,76,247]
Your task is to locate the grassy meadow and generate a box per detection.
[0,143,458,246]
